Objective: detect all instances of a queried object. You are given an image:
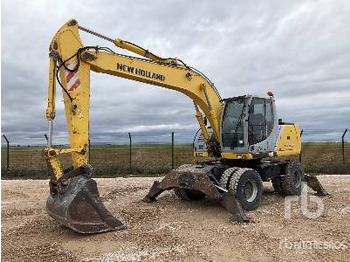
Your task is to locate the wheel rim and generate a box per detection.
[293,170,302,188]
[243,179,258,202]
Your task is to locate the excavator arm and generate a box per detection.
[45,19,223,172]
[44,19,225,234]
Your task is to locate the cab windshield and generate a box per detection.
[222,99,245,148]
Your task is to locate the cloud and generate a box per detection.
[2,0,350,146]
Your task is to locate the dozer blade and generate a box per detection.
[47,174,126,234]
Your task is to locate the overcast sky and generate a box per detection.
[2,0,350,145]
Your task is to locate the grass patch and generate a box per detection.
[1,142,349,179]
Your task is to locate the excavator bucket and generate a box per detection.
[46,167,126,234]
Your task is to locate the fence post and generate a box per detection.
[88,139,91,164]
[171,132,175,169]
[342,129,348,165]
[299,129,304,163]
[3,135,10,171]
[128,133,132,172]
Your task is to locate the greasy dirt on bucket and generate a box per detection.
[1,175,350,262]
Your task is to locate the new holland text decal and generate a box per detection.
[117,63,165,81]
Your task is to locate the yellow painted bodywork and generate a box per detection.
[194,151,210,158]
[44,19,222,179]
[44,19,303,179]
[220,153,253,160]
[275,125,301,156]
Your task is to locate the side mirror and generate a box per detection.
[204,117,208,126]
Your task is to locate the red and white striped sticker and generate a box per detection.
[64,63,80,92]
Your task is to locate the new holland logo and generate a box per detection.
[284,144,295,150]
[64,63,80,91]
[116,63,165,81]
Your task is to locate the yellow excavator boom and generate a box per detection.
[45,19,224,174]
[44,19,225,234]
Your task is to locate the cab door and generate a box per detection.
[248,98,274,145]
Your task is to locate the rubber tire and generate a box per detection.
[271,177,283,194]
[174,188,205,201]
[219,167,239,189]
[228,168,263,211]
[281,161,305,195]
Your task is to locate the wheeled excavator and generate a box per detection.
[44,19,328,234]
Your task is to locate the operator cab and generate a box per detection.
[221,94,278,155]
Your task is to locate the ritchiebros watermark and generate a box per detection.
[279,238,348,250]
[284,181,324,219]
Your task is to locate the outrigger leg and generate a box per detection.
[143,165,248,223]
[305,174,329,196]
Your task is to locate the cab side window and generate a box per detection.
[248,98,266,144]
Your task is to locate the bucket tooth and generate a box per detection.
[47,172,126,234]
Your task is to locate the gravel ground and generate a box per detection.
[1,175,350,261]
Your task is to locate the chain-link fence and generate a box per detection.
[1,130,349,179]
[1,132,194,179]
[89,133,193,176]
